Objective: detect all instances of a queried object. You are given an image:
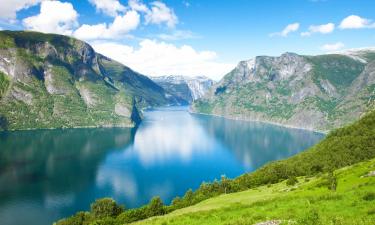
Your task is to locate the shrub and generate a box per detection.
[90,198,124,219]
[286,176,298,186]
[363,192,375,201]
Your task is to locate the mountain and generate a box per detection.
[192,50,375,131]
[0,31,177,131]
[151,75,214,104]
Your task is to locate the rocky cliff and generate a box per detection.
[0,31,176,130]
[192,50,375,132]
[151,75,214,104]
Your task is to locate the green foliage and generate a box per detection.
[297,209,321,225]
[90,198,124,219]
[193,100,214,114]
[147,197,165,217]
[362,192,375,201]
[307,54,365,88]
[286,176,298,186]
[0,32,15,48]
[0,71,10,98]
[327,172,338,191]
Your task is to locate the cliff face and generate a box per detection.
[192,51,375,132]
[151,75,214,104]
[0,31,174,130]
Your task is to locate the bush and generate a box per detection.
[117,207,147,223]
[286,176,298,186]
[90,198,124,219]
[363,192,375,201]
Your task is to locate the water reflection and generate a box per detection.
[194,114,324,170]
[0,128,134,225]
[131,107,215,165]
[0,107,324,225]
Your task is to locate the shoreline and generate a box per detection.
[0,123,136,133]
[189,110,328,134]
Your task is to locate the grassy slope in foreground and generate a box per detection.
[136,158,375,225]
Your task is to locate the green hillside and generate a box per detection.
[0,31,177,131]
[193,51,375,132]
[136,158,375,225]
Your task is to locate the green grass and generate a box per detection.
[134,158,375,225]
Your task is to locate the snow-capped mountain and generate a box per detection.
[151,75,214,104]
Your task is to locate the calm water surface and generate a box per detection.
[0,106,324,225]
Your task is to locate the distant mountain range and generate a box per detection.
[0,31,182,131]
[151,75,214,104]
[192,50,375,132]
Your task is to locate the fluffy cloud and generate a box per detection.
[339,15,375,29]
[301,23,334,36]
[91,40,235,80]
[321,42,345,51]
[270,23,300,37]
[145,1,178,28]
[88,0,126,17]
[0,0,41,21]
[22,1,78,35]
[74,10,140,40]
[75,0,178,40]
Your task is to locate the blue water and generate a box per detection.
[0,106,324,225]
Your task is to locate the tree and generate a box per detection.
[183,189,194,205]
[221,174,229,194]
[171,196,182,207]
[90,198,124,219]
[147,196,165,217]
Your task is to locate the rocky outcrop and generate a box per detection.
[193,50,375,132]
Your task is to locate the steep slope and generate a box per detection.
[152,75,214,104]
[193,51,375,131]
[0,31,175,130]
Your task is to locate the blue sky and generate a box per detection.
[0,0,374,80]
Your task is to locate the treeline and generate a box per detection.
[56,110,375,225]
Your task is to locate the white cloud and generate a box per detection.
[157,30,199,41]
[270,23,300,37]
[145,1,178,28]
[22,1,78,35]
[339,15,375,29]
[91,39,235,80]
[88,0,126,17]
[0,0,41,21]
[321,42,345,51]
[129,0,149,12]
[74,10,140,40]
[301,23,334,36]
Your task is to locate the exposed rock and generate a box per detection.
[115,103,131,117]
[254,220,281,225]
[10,86,33,105]
[78,86,97,107]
